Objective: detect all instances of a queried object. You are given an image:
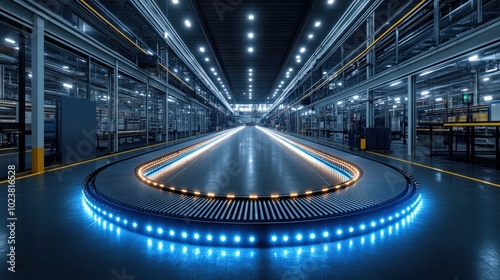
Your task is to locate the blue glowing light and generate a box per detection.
[360,224,366,230]
[146,226,152,232]
[116,217,120,222]
[158,228,163,234]
[271,235,277,242]
[283,235,289,241]
[194,233,200,239]
[133,222,137,228]
[323,231,329,238]
[103,211,107,215]
[349,227,354,233]
[336,229,342,235]
[169,230,175,236]
[207,235,213,241]
[220,235,227,242]
[182,232,187,238]
[380,219,385,224]
[389,216,393,221]
[296,234,303,241]
[235,236,241,242]
[371,222,376,227]
[109,214,113,218]
[310,233,316,239]
[249,236,255,242]
[123,220,128,225]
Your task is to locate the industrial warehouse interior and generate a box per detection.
[1,0,500,279]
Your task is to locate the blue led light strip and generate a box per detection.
[82,191,422,248]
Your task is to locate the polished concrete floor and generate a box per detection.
[1,128,499,280]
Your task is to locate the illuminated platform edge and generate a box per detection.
[82,128,421,247]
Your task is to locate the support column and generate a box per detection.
[113,60,119,152]
[366,90,374,128]
[407,75,417,156]
[473,68,479,107]
[476,0,483,25]
[31,15,45,174]
[0,65,4,99]
[434,0,440,45]
[164,88,168,143]
[145,79,149,146]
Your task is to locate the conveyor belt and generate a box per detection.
[82,128,420,247]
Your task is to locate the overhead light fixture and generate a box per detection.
[217,78,221,81]
[484,95,493,101]
[199,47,205,52]
[468,55,479,62]
[308,34,314,39]
[289,68,293,72]
[249,78,253,82]
[63,83,73,89]
[249,14,254,20]
[185,78,190,82]
[248,47,254,53]
[421,91,430,95]
[390,81,402,87]
[184,20,191,27]
[353,95,359,100]
[249,69,253,72]
[296,55,301,59]
[328,0,334,4]
[297,60,302,63]
[419,70,433,76]
[4,38,15,44]
[211,68,215,72]
[172,0,179,3]
[248,33,254,38]
[164,32,169,39]
[483,77,490,81]
[315,21,321,27]
[436,98,443,102]
[300,47,306,53]
[205,58,209,61]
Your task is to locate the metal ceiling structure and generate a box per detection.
[154,0,353,104]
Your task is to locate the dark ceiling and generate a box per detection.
[156,0,352,104]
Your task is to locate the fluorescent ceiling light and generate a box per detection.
[315,21,321,27]
[390,81,402,87]
[308,34,314,39]
[300,47,306,53]
[248,47,254,52]
[205,58,209,61]
[248,33,254,38]
[172,0,179,4]
[483,77,490,81]
[468,55,479,62]
[328,0,334,4]
[63,83,73,89]
[436,98,443,102]
[249,15,254,20]
[421,91,430,95]
[199,47,205,52]
[4,38,15,44]
[184,20,191,27]
[484,96,493,101]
